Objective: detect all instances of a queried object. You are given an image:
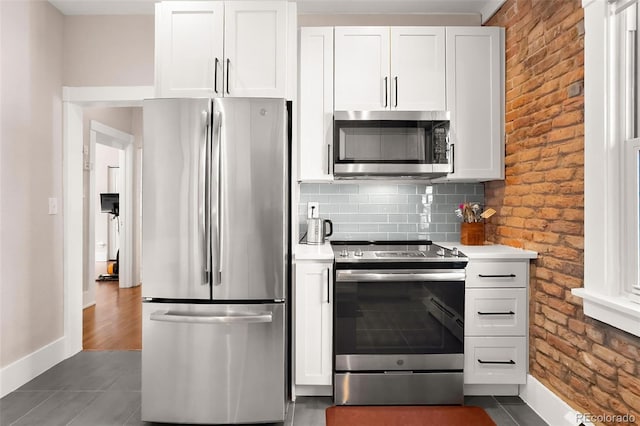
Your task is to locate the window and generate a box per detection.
[574,0,640,337]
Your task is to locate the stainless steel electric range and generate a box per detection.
[331,240,468,406]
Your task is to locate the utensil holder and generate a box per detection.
[460,222,484,245]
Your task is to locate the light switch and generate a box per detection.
[48,197,57,215]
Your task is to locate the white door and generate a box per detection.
[444,27,504,181]
[299,27,334,181]
[295,262,333,386]
[334,27,390,111]
[156,1,224,98]
[390,27,446,111]
[223,1,286,97]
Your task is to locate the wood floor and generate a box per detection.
[83,281,142,350]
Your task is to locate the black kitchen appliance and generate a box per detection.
[332,240,467,405]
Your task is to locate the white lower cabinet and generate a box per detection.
[464,259,529,387]
[464,337,527,384]
[294,261,333,389]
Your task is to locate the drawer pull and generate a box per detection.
[477,311,515,316]
[477,359,516,365]
[478,274,516,278]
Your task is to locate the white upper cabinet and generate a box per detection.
[224,2,286,97]
[334,27,390,111]
[390,27,446,111]
[334,27,445,111]
[155,1,288,98]
[442,27,505,181]
[156,2,224,98]
[299,27,334,181]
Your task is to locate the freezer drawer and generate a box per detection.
[142,302,285,424]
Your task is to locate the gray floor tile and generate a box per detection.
[292,397,332,426]
[0,391,55,425]
[494,395,525,405]
[68,390,140,425]
[484,406,519,426]
[501,403,548,426]
[11,391,100,426]
[106,369,141,391]
[465,395,499,408]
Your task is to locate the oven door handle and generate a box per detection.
[335,270,465,282]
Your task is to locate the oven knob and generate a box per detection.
[354,248,364,257]
[452,247,459,256]
[436,248,445,256]
[340,248,349,257]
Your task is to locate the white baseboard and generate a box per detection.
[519,374,594,426]
[0,337,70,398]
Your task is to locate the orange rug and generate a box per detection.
[326,405,496,426]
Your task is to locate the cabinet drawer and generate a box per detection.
[465,288,527,336]
[464,337,527,384]
[466,261,528,288]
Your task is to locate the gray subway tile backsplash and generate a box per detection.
[298,182,484,242]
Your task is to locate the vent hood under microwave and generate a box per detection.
[333,111,452,179]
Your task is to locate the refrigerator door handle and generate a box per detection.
[202,109,212,285]
[213,111,223,286]
[150,310,273,324]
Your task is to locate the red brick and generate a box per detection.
[591,344,635,375]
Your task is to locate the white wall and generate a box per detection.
[63,15,154,86]
[0,0,65,367]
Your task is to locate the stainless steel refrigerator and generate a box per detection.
[141,98,289,424]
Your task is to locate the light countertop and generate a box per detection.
[295,241,537,261]
[435,242,538,260]
[294,242,334,261]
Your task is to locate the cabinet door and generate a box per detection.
[295,262,333,386]
[299,27,334,181]
[224,1,286,97]
[156,1,224,98]
[390,27,445,111]
[444,27,504,181]
[334,27,390,111]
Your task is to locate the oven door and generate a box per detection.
[334,268,464,372]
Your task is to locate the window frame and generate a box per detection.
[573,0,640,337]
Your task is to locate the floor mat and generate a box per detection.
[326,405,496,426]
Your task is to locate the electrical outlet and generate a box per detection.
[307,202,319,219]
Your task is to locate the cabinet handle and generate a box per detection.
[226,58,230,95]
[478,274,516,278]
[384,77,388,107]
[477,359,516,365]
[214,57,219,94]
[327,268,331,304]
[327,144,331,175]
[394,76,398,107]
[477,311,515,316]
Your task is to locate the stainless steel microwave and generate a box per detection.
[333,111,452,179]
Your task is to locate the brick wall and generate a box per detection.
[485,0,640,424]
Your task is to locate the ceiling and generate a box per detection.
[48,0,506,22]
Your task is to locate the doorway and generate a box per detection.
[81,110,142,350]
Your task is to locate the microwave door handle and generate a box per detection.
[327,144,331,175]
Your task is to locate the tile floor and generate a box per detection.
[1,351,548,426]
